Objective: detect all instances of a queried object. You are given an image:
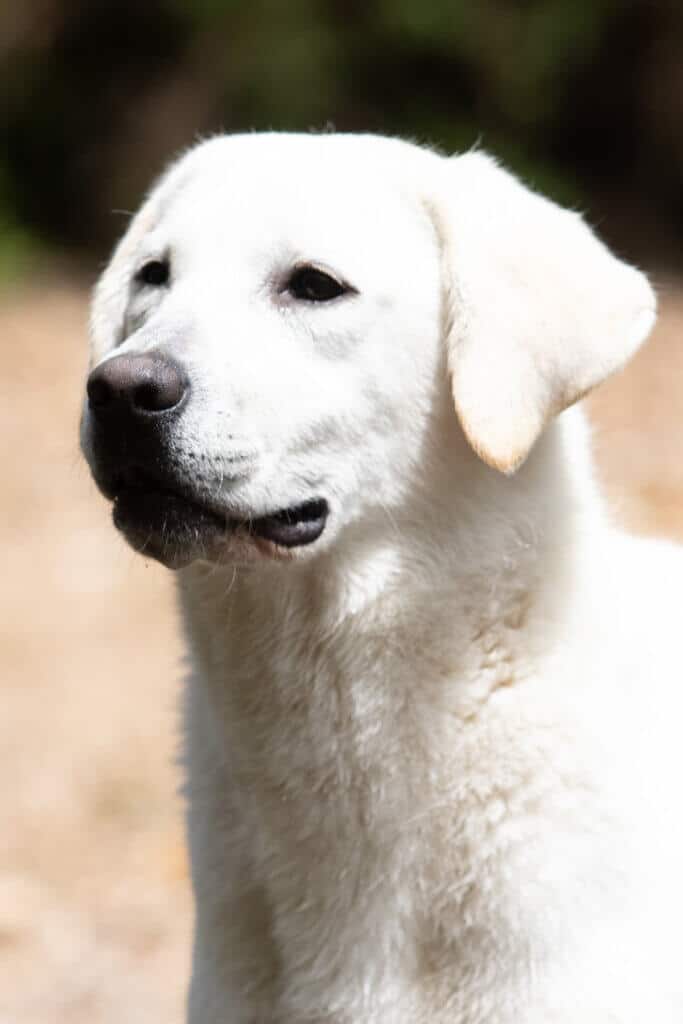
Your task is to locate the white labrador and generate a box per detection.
[81,133,683,1023]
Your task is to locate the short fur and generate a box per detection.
[83,133,683,1022]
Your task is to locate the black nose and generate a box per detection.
[87,353,189,418]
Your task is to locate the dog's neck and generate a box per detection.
[180,406,603,730]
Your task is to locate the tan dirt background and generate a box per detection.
[1,277,682,1022]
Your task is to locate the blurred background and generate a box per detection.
[1,2,682,1021]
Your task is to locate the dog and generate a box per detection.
[81,132,683,1022]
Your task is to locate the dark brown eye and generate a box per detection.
[137,259,170,287]
[287,266,348,302]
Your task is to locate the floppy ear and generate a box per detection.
[431,152,656,474]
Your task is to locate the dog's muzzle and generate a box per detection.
[82,352,330,567]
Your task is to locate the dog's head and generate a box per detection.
[81,133,655,569]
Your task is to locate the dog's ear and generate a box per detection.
[430,152,656,474]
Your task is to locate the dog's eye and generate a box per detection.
[286,266,348,302]
[136,259,170,287]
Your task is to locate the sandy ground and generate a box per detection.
[1,277,682,1023]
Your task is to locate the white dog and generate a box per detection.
[81,133,683,1023]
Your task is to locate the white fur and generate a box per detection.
[87,133,683,1022]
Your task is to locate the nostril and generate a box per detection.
[132,381,163,412]
[131,361,187,412]
[87,373,114,411]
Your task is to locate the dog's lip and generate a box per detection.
[248,498,329,548]
[108,469,329,550]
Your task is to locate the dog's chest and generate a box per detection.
[182,567,649,1021]
[186,593,582,1019]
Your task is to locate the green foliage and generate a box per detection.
[0,168,45,285]
[1,0,680,264]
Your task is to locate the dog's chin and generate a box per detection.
[112,488,226,569]
[111,481,329,569]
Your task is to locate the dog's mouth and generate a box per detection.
[108,469,329,567]
[246,498,329,547]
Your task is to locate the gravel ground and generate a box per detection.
[1,276,682,1023]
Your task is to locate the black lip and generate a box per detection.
[107,468,329,555]
[113,484,225,538]
[249,498,329,547]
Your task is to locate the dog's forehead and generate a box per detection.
[155,133,437,258]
